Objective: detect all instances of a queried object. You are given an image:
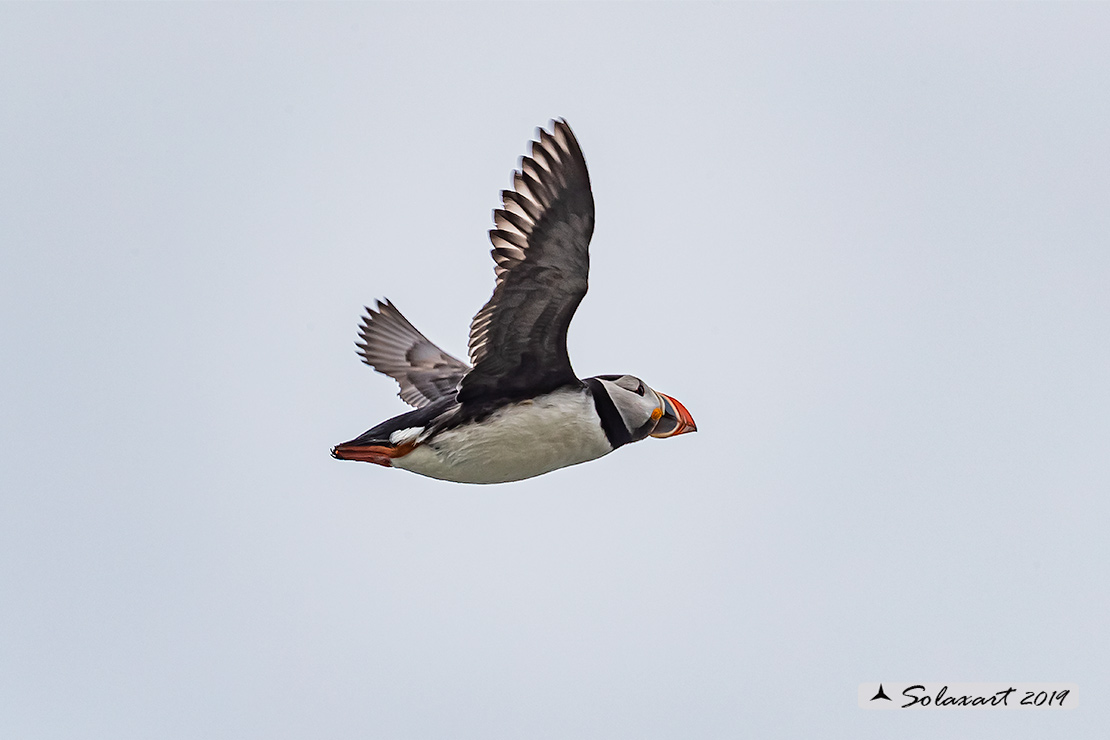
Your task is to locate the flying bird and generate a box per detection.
[332,119,695,483]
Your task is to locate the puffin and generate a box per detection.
[332,119,695,484]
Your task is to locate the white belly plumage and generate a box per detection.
[392,388,613,484]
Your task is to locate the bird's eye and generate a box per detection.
[636,382,645,396]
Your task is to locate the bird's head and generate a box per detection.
[593,374,697,443]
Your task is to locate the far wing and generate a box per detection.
[356,299,470,408]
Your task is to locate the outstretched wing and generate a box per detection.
[356,299,470,408]
[456,119,595,405]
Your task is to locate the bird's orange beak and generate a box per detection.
[650,393,697,438]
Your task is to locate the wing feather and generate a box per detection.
[356,300,470,408]
[457,119,594,405]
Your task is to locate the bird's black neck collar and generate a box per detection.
[585,378,631,449]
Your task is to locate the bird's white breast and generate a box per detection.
[393,387,612,484]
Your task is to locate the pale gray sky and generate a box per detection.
[2,3,1108,738]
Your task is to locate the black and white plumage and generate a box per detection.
[332,120,695,484]
[460,121,593,405]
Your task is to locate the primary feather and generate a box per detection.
[355,299,470,408]
[457,119,595,406]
